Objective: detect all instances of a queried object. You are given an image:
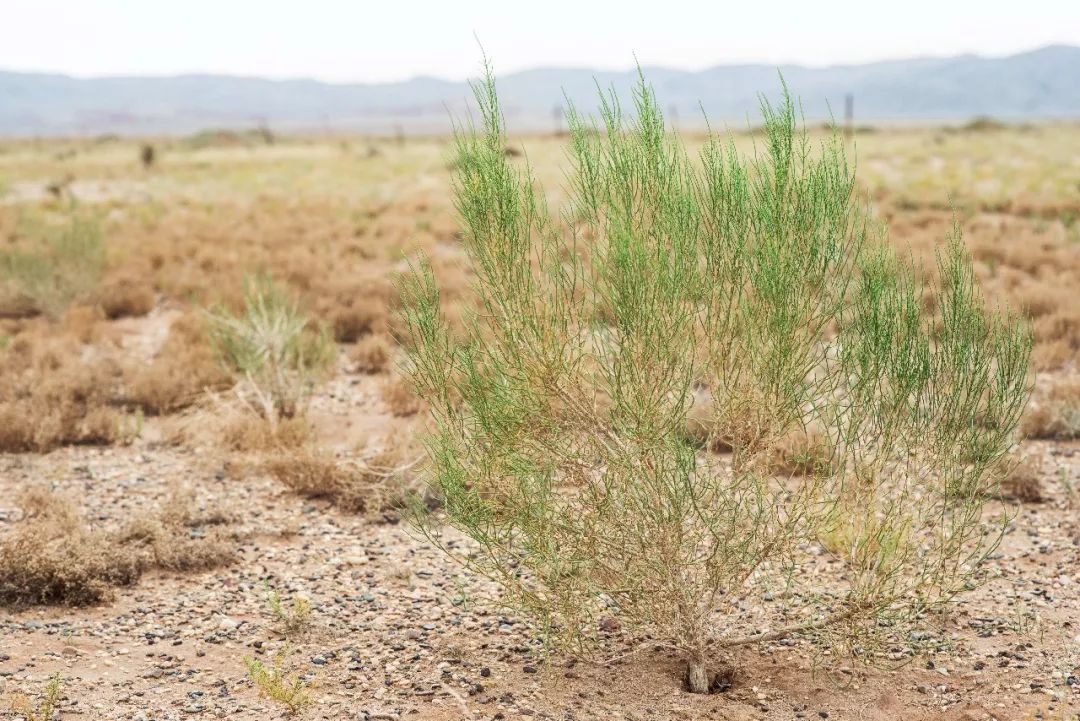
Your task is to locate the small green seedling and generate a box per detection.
[7,673,62,721]
[244,649,313,715]
[265,583,312,637]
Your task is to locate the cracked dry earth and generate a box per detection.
[0,321,1078,721]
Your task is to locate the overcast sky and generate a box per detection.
[3,0,1079,83]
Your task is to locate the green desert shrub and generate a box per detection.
[400,65,1032,693]
[206,274,333,425]
[0,210,104,318]
[6,673,62,721]
[244,650,313,714]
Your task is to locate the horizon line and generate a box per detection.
[0,42,1074,87]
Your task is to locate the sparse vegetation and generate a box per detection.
[185,128,276,150]
[216,412,314,452]
[1000,455,1045,503]
[125,312,232,415]
[244,649,313,714]
[6,673,62,721]
[401,67,1032,690]
[1022,379,1080,439]
[0,488,142,606]
[98,276,155,319]
[0,487,234,606]
[380,374,423,416]
[331,303,379,342]
[207,274,333,425]
[263,452,373,512]
[959,116,1008,133]
[0,331,134,452]
[350,333,392,373]
[263,446,422,512]
[0,92,1075,717]
[0,210,105,319]
[266,584,313,637]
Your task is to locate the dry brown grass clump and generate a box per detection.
[369,445,431,511]
[681,391,763,455]
[263,452,375,512]
[98,276,156,319]
[999,455,1045,503]
[0,329,135,452]
[160,393,315,452]
[0,488,141,606]
[219,413,313,452]
[1021,378,1080,440]
[330,304,380,343]
[59,304,108,343]
[380,375,424,417]
[1031,338,1074,373]
[767,428,835,477]
[115,490,236,573]
[350,334,391,374]
[1014,283,1080,371]
[0,487,236,607]
[683,415,733,454]
[125,312,231,415]
[263,445,425,513]
[105,197,414,319]
[316,277,397,343]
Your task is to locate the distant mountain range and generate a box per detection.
[2,45,1079,137]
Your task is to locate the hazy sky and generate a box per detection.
[3,0,1079,83]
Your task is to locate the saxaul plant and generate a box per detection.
[399,60,1031,692]
[207,274,332,428]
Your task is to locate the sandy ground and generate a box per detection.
[1,377,1078,721]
